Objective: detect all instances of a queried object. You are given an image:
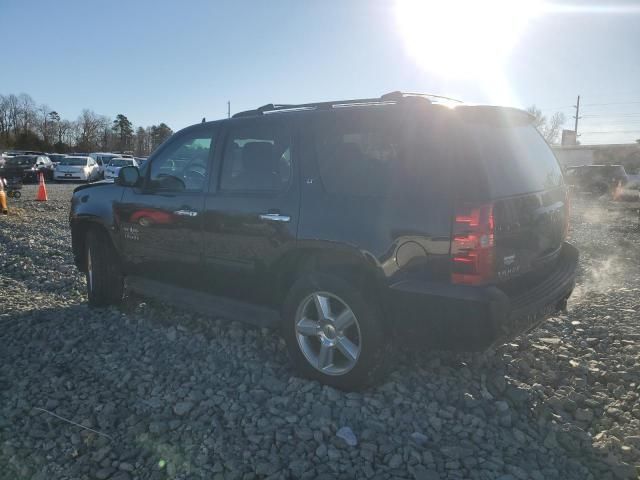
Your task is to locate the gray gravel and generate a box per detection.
[1,183,639,479]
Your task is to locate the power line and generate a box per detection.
[581,101,640,107]
[581,113,640,118]
[580,130,640,134]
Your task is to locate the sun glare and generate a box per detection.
[395,0,544,79]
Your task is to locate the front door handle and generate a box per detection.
[174,209,198,217]
[259,213,290,223]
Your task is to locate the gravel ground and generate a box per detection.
[1,183,639,480]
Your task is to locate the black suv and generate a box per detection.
[70,92,578,389]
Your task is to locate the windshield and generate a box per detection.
[7,156,36,166]
[59,158,88,166]
[109,159,134,167]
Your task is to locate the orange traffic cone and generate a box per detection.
[0,178,8,214]
[36,173,48,202]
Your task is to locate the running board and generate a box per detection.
[126,276,281,329]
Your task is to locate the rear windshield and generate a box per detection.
[7,156,36,166]
[597,165,627,176]
[109,159,133,167]
[463,123,563,197]
[59,158,87,166]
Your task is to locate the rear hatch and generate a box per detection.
[453,107,568,286]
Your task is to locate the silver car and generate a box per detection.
[53,156,101,182]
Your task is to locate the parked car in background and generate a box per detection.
[70,92,578,389]
[47,153,67,167]
[89,152,121,178]
[104,157,139,180]
[565,164,629,195]
[0,154,54,182]
[135,156,148,168]
[54,156,100,182]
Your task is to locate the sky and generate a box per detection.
[1,0,639,145]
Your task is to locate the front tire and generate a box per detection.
[282,272,389,390]
[85,229,123,307]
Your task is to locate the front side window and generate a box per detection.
[148,128,214,192]
[219,122,292,193]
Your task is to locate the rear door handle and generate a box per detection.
[174,209,198,217]
[259,213,290,222]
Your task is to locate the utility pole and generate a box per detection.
[227,101,231,119]
[573,95,581,136]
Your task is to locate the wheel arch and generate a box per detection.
[71,218,117,273]
[271,242,384,308]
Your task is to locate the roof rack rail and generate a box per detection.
[381,91,463,104]
[231,91,462,118]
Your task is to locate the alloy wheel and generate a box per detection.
[295,292,362,375]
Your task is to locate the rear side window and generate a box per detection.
[464,124,563,197]
[314,111,400,197]
[219,122,292,193]
[314,109,453,199]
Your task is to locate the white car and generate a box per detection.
[89,152,121,178]
[104,158,139,180]
[53,156,101,182]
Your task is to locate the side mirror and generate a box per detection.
[116,166,141,186]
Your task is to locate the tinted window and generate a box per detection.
[219,122,292,192]
[8,156,37,166]
[109,159,134,167]
[314,111,401,197]
[60,158,88,166]
[464,124,563,197]
[149,128,214,192]
[314,109,453,199]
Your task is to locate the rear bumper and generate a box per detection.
[386,242,579,350]
[54,172,88,181]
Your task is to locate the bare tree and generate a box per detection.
[56,119,73,146]
[0,95,9,143]
[17,93,37,134]
[6,94,20,136]
[527,105,566,145]
[134,126,147,156]
[36,104,56,146]
[76,110,107,152]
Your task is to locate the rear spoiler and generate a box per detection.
[452,105,534,126]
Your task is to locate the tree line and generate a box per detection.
[0,93,173,156]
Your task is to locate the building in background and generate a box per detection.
[561,129,577,146]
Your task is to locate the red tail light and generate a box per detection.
[451,203,495,285]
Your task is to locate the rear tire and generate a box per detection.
[85,229,123,307]
[282,272,390,390]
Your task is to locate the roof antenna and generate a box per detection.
[201,117,206,123]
